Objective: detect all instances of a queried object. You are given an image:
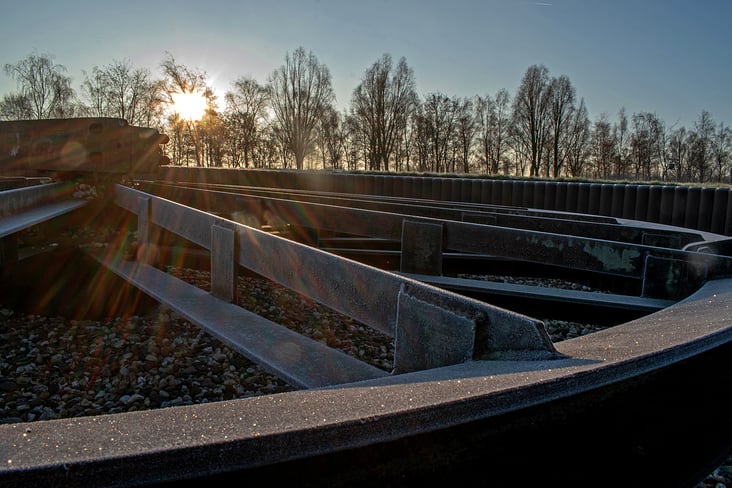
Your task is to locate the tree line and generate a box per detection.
[2,49,730,183]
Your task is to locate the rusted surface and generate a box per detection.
[0,118,168,176]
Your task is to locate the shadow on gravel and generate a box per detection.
[1,246,158,320]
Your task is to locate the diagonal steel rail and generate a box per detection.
[93,184,560,387]
[1,182,86,265]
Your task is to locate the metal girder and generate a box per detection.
[149,181,706,247]
[139,183,732,298]
[89,250,388,388]
[111,184,560,379]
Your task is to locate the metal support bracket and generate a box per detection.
[211,222,238,303]
[136,196,155,265]
[642,254,708,300]
[400,219,443,275]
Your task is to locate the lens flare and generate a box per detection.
[171,90,207,121]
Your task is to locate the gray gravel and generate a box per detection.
[0,304,295,423]
[0,265,607,425]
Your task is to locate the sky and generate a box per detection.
[1,0,730,129]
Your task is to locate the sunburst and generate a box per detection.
[171,90,207,121]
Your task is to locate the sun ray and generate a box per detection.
[171,90,207,121]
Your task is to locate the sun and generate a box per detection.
[171,90,207,121]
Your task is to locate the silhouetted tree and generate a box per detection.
[649,115,668,179]
[545,75,576,177]
[316,106,345,170]
[711,122,731,182]
[1,52,74,119]
[0,94,31,120]
[200,110,227,167]
[590,114,616,179]
[565,98,591,177]
[411,104,431,172]
[476,89,511,175]
[613,107,630,177]
[689,111,715,181]
[349,54,417,171]
[81,59,163,127]
[629,112,665,180]
[268,47,335,170]
[419,93,457,173]
[667,126,688,181]
[454,97,477,173]
[513,65,550,176]
[224,76,269,168]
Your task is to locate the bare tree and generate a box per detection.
[2,52,74,119]
[81,67,108,118]
[512,65,550,176]
[341,116,363,171]
[81,59,163,126]
[629,113,650,179]
[0,94,32,120]
[667,126,688,181]
[268,47,335,170]
[475,94,495,174]
[509,123,530,177]
[711,121,731,182]
[200,113,227,167]
[454,97,477,173]
[565,98,591,178]
[629,112,665,180]
[349,54,418,171]
[690,110,715,182]
[411,105,431,172]
[613,107,630,177]
[590,114,616,179]
[224,76,269,168]
[418,93,457,173]
[393,108,415,172]
[316,106,345,170]
[649,115,668,180]
[343,113,366,171]
[253,127,289,169]
[545,75,576,177]
[476,89,511,175]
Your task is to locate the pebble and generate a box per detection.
[0,301,294,425]
[1,262,391,424]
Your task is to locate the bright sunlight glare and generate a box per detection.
[171,90,207,121]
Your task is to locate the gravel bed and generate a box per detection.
[1,265,599,427]
[0,304,295,423]
[458,273,612,340]
[166,266,394,372]
[458,273,609,293]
